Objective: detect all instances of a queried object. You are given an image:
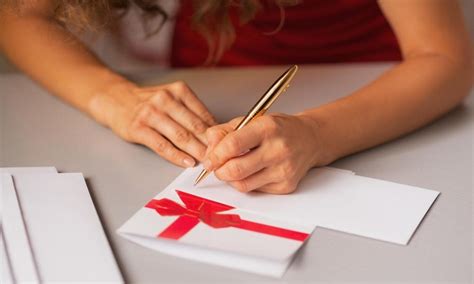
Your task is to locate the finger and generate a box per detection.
[228,167,277,193]
[152,91,209,144]
[205,117,244,154]
[257,181,297,195]
[133,126,196,168]
[146,112,207,162]
[167,81,217,126]
[214,147,270,181]
[152,94,209,145]
[205,121,264,171]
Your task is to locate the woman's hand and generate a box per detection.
[203,113,331,194]
[89,80,217,167]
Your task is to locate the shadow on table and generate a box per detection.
[84,177,130,283]
[332,100,473,168]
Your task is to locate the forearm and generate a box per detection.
[0,10,129,118]
[301,54,473,165]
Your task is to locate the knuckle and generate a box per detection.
[276,139,292,157]
[122,126,136,143]
[214,168,226,181]
[168,149,181,162]
[139,103,155,121]
[277,181,295,195]
[162,145,180,162]
[280,162,297,178]
[172,81,190,94]
[153,90,173,105]
[130,116,144,129]
[205,126,216,137]
[228,162,244,180]
[205,127,216,142]
[153,140,168,154]
[201,112,215,124]
[174,80,188,90]
[174,129,191,142]
[234,180,249,192]
[190,120,207,133]
[178,106,190,118]
[207,153,218,165]
[206,127,226,150]
[227,136,242,155]
[261,116,279,135]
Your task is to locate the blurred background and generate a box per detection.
[0,0,472,74]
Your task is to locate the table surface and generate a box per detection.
[1,64,472,283]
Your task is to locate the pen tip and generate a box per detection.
[194,176,201,186]
[194,169,209,187]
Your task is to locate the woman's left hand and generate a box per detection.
[203,113,330,194]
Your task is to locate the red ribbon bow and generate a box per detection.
[145,190,309,241]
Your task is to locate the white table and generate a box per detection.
[1,63,472,283]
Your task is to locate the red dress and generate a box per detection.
[171,0,401,67]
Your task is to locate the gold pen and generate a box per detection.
[194,65,299,186]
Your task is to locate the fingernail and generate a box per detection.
[203,159,212,170]
[183,158,195,168]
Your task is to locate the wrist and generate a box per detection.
[88,74,139,128]
[296,111,340,167]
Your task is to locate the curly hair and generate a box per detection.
[2,0,300,65]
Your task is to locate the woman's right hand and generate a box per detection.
[89,79,217,167]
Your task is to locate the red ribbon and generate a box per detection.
[145,190,309,242]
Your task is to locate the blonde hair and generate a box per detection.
[2,0,300,65]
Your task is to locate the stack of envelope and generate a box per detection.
[1,167,123,283]
[118,166,440,278]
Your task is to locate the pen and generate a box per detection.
[194,64,299,186]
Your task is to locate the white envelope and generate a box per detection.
[4,172,123,283]
[0,227,14,284]
[1,228,15,284]
[172,166,439,245]
[1,174,39,283]
[1,167,56,284]
[0,167,57,175]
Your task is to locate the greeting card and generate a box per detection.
[118,189,314,277]
[118,165,438,277]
